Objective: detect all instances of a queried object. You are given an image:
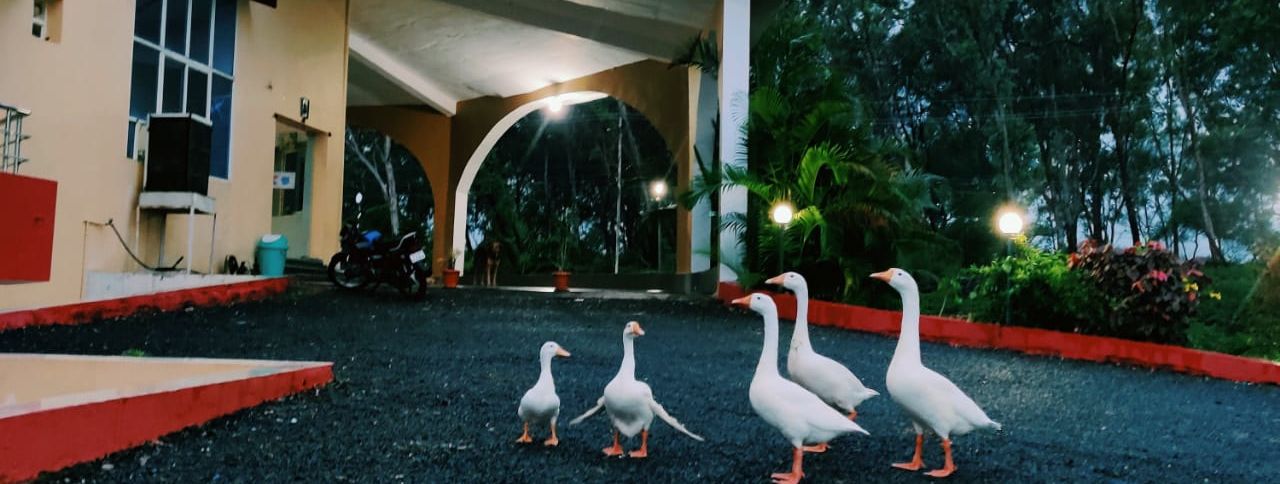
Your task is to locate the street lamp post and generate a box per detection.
[771,202,794,274]
[650,180,668,272]
[997,209,1025,326]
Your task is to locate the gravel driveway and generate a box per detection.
[2,286,1277,483]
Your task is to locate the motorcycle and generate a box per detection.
[327,192,429,298]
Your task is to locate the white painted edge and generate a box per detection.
[348,31,459,116]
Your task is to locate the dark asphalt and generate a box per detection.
[1,286,1278,483]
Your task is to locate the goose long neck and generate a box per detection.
[618,336,636,380]
[791,286,811,349]
[757,309,781,377]
[892,286,923,366]
[537,353,555,387]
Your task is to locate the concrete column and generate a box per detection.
[718,0,749,282]
[688,69,717,273]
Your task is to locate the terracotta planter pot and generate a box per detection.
[443,269,460,289]
[552,271,570,292]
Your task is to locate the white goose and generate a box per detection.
[570,321,703,458]
[733,294,869,484]
[768,271,878,453]
[872,268,1001,478]
[516,341,571,446]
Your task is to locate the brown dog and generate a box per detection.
[476,240,501,286]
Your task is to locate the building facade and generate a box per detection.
[1,0,350,310]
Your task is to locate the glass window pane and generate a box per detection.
[186,68,208,117]
[127,120,137,158]
[129,42,160,119]
[134,0,162,42]
[164,0,188,54]
[189,0,212,63]
[162,57,185,113]
[213,0,236,75]
[210,75,233,178]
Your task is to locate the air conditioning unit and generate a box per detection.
[145,114,211,195]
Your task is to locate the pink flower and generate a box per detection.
[1147,240,1166,251]
[1148,270,1169,282]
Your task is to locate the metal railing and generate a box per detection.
[1,102,32,173]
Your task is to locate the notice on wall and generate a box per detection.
[273,171,296,189]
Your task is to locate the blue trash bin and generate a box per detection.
[256,234,289,276]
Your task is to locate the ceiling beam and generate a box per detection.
[348,31,459,116]
[436,0,702,62]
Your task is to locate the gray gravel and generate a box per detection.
[1,286,1278,483]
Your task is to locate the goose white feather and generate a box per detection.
[734,293,868,483]
[570,322,702,458]
[873,268,1000,478]
[768,272,878,418]
[516,341,570,446]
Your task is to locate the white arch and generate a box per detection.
[451,91,610,270]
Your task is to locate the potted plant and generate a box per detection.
[442,249,462,289]
[552,208,573,292]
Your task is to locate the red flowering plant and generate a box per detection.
[1069,240,1212,343]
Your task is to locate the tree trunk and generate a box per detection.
[614,103,623,274]
[381,135,400,236]
[1177,88,1225,262]
[1117,141,1142,245]
[1112,0,1144,246]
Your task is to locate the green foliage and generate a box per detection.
[1188,256,1280,360]
[948,241,1106,333]
[1069,240,1210,344]
[122,348,147,357]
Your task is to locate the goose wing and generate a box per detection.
[648,398,704,441]
[569,396,606,425]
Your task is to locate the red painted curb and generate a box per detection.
[0,363,332,483]
[718,282,1280,386]
[0,278,290,333]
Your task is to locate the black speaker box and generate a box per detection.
[146,114,211,195]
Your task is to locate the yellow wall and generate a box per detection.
[0,0,349,311]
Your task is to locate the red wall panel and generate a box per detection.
[0,172,58,283]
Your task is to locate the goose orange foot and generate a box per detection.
[628,430,649,458]
[544,424,559,446]
[771,448,806,484]
[770,471,804,484]
[847,409,858,420]
[892,434,925,471]
[923,439,956,478]
[602,431,624,457]
[802,443,829,453]
[515,423,533,444]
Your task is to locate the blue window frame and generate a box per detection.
[127,0,236,180]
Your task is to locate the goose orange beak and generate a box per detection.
[555,347,571,358]
[765,274,785,285]
[730,296,751,307]
[630,322,645,336]
[870,270,893,283]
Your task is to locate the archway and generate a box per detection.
[450,91,608,270]
[462,94,678,279]
[341,126,436,259]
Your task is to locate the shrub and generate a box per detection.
[947,240,1106,333]
[1069,240,1211,344]
[1189,254,1280,360]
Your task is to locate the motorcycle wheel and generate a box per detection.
[328,253,371,290]
[398,262,429,299]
